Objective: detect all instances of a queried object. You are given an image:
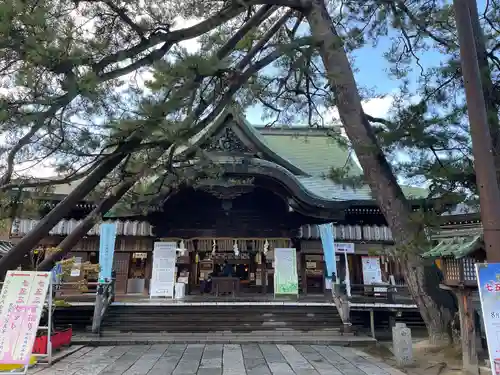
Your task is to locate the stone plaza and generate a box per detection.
[30,344,404,375]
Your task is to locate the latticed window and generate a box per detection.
[444,258,461,282]
[462,257,477,281]
[443,257,478,283]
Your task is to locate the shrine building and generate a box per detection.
[6,108,431,297]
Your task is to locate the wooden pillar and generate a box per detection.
[260,254,266,294]
[145,252,152,294]
[302,253,308,295]
[370,309,376,338]
[456,288,479,375]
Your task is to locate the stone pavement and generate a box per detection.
[30,344,405,375]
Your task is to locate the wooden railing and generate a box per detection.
[331,283,352,333]
[349,283,413,304]
[91,279,116,334]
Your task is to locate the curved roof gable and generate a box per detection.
[176,108,306,175]
[176,108,427,202]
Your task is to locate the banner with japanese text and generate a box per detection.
[274,248,298,296]
[319,223,336,285]
[98,222,117,283]
[476,263,500,375]
[0,271,50,365]
[150,242,177,298]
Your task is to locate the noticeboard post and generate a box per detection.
[0,271,51,373]
[150,242,177,298]
[274,248,299,296]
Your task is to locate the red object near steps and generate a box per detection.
[32,327,73,354]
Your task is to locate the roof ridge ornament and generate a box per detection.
[205,127,252,153]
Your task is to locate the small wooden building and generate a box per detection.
[423,231,486,375]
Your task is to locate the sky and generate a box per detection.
[9,1,488,179]
[245,0,488,125]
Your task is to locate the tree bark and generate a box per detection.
[305,0,453,342]
[455,289,479,375]
[37,179,135,271]
[0,139,140,278]
[468,0,500,156]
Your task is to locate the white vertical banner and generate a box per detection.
[0,271,50,365]
[274,248,299,296]
[362,256,384,293]
[150,242,177,298]
[362,256,382,284]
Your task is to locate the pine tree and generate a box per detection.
[3,0,495,343]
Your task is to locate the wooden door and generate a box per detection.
[113,252,130,294]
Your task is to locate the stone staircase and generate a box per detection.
[51,303,425,343]
[99,304,343,334]
[52,305,94,331]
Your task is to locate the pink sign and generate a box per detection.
[0,272,50,365]
[1,305,35,364]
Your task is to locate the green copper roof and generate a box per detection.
[258,130,427,200]
[260,133,361,176]
[422,235,483,259]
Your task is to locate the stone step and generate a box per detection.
[98,322,343,333]
[102,315,343,323]
[98,329,344,337]
[107,306,340,314]
[72,333,373,346]
[100,304,343,334]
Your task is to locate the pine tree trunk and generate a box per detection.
[0,139,140,278]
[401,257,453,344]
[468,0,500,177]
[37,179,135,271]
[305,0,453,342]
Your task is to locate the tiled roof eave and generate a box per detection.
[422,234,483,259]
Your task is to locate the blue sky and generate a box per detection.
[245,0,487,125]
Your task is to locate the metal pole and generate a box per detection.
[47,278,53,365]
[344,251,351,297]
[454,0,500,261]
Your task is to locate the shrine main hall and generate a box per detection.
[5,109,431,297]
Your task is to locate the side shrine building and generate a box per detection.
[6,109,429,297]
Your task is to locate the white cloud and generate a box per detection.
[323,96,394,126]
[173,17,203,53]
[13,162,58,180]
[319,96,395,171]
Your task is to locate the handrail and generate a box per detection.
[331,283,352,333]
[91,277,116,335]
[348,283,411,303]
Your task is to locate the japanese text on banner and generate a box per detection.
[0,271,50,365]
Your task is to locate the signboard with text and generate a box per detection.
[150,242,177,298]
[274,248,299,296]
[70,256,82,277]
[0,271,50,365]
[476,263,500,375]
[98,223,117,283]
[335,243,355,254]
